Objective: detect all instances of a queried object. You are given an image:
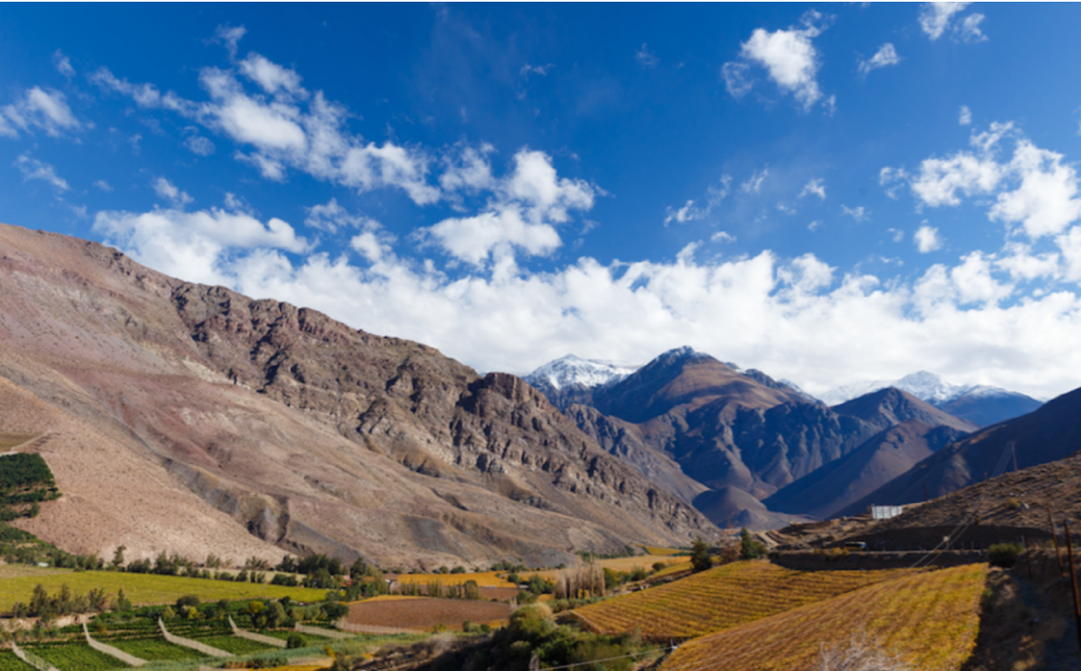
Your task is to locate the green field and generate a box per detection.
[107,638,200,662]
[0,569,329,611]
[194,635,273,655]
[0,651,32,671]
[30,642,128,670]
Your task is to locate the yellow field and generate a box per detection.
[0,432,41,450]
[639,545,685,556]
[661,563,988,671]
[571,560,908,641]
[393,571,514,588]
[652,561,692,578]
[0,568,329,611]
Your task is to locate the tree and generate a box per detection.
[111,545,126,570]
[690,537,713,573]
[739,527,767,560]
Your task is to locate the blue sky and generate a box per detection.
[3,3,1081,400]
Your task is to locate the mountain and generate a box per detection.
[523,355,638,411]
[819,371,1042,427]
[0,222,716,569]
[837,384,1081,517]
[566,347,978,528]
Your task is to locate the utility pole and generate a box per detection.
[1049,504,1066,577]
[1062,519,1081,656]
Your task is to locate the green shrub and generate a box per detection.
[286,633,307,649]
[988,542,1023,568]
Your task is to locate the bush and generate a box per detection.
[740,528,767,560]
[988,542,1023,568]
[286,633,307,649]
[691,536,713,572]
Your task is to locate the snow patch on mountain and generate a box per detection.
[819,370,1021,406]
[524,354,639,392]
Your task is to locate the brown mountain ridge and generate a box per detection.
[0,222,715,569]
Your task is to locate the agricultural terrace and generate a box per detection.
[0,569,328,611]
[392,571,514,588]
[520,556,687,582]
[661,563,988,671]
[0,433,41,451]
[344,595,513,632]
[638,545,686,556]
[391,556,686,591]
[570,560,908,641]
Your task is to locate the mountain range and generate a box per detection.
[0,222,713,570]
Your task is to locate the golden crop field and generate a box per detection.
[520,556,687,582]
[639,545,685,556]
[393,571,514,588]
[0,569,329,611]
[661,563,988,671]
[570,560,908,641]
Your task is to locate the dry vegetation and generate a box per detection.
[570,560,908,641]
[344,596,512,632]
[661,563,988,671]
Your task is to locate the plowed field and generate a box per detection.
[345,597,512,632]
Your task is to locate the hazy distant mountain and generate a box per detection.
[819,371,1042,427]
[837,384,1081,517]
[523,354,639,411]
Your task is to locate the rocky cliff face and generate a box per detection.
[0,223,715,569]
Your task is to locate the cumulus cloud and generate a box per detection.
[93,204,309,286]
[420,148,594,266]
[94,201,1081,401]
[914,225,943,252]
[724,11,831,111]
[184,134,215,156]
[304,198,377,233]
[1,87,82,137]
[919,3,987,43]
[858,43,900,76]
[14,154,70,191]
[799,178,826,200]
[153,177,193,207]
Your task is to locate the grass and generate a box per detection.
[108,638,201,661]
[570,560,909,641]
[0,569,330,611]
[660,563,989,671]
[194,635,272,655]
[638,545,685,556]
[29,642,129,670]
[0,652,32,671]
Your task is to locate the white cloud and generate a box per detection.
[440,143,494,194]
[741,168,769,194]
[722,11,831,111]
[420,148,593,266]
[959,105,972,126]
[989,141,1081,238]
[799,178,826,201]
[663,176,731,226]
[520,64,554,78]
[1,87,82,137]
[153,177,193,207]
[914,225,943,253]
[184,134,215,156]
[841,205,868,222]
[858,43,900,76]
[711,231,736,243]
[957,13,988,44]
[93,180,113,192]
[304,198,377,233]
[214,24,247,60]
[919,2,968,40]
[879,166,909,199]
[919,3,987,43]
[808,220,821,232]
[910,153,1002,207]
[239,53,307,98]
[888,228,905,243]
[636,43,659,68]
[53,50,75,79]
[14,154,69,191]
[93,205,308,286]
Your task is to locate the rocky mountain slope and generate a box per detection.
[560,349,979,528]
[819,371,1042,427]
[837,384,1081,517]
[0,222,715,569]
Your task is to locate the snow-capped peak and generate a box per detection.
[524,354,639,392]
[820,370,1015,406]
